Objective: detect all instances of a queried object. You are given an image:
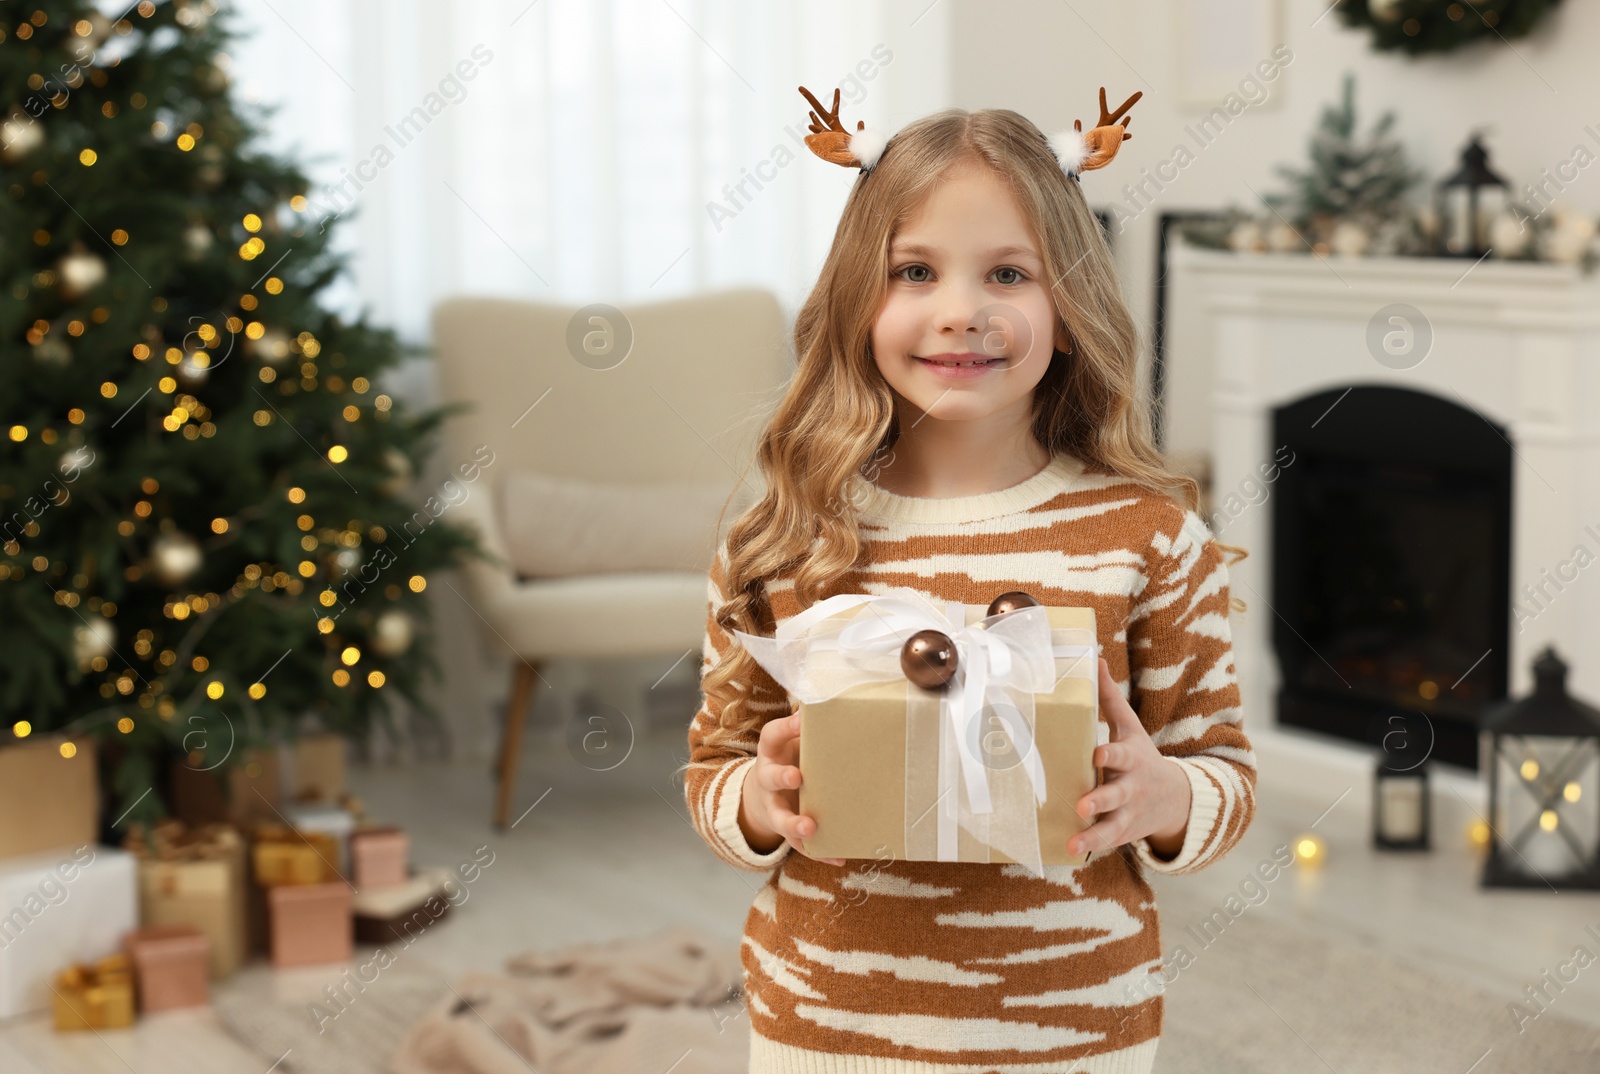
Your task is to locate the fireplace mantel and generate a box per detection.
[1177,245,1600,760]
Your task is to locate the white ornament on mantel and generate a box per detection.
[1330,221,1370,257]
[1266,223,1302,253]
[1173,246,1600,736]
[1227,221,1264,253]
[1488,212,1530,258]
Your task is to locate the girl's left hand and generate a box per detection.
[1068,658,1192,857]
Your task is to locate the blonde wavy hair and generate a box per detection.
[687,107,1247,764]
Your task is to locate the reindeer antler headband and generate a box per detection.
[798,85,1142,181]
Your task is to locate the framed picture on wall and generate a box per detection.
[1176,0,1284,109]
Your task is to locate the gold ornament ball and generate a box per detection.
[330,547,362,581]
[371,610,415,657]
[58,248,108,300]
[377,446,413,497]
[151,533,203,586]
[72,618,116,665]
[1,112,44,162]
[176,353,210,388]
[32,337,72,368]
[58,446,95,476]
[901,629,958,690]
[248,327,291,364]
[183,223,214,258]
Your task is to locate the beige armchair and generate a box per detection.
[430,289,789,827]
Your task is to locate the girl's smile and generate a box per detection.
[912,351,1008,377]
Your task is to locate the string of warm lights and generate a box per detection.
[2,0,476,824]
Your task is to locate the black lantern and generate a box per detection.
[1479,647,1600,891]
[1373,711,1432,851]
[1436,132,1507,258]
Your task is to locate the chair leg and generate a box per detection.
[494,660,540,830]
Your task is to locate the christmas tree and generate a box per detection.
[1272,71,1424,240]
[1,0,478,825]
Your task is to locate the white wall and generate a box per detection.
[949,0,1600,479]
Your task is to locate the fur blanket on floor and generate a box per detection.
[388,925,749,1074]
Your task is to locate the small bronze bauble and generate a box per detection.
[986,591,1040,618]
[901,629,958,689]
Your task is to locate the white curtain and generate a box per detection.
[220,0,948,754]
[226,0,951,344]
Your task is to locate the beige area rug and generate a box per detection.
[1149,879,1600,1074]
[215,926,747,1074]
[215,913,1600,1074]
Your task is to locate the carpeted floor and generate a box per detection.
[1149,876,1600,1074]
[214,905,1600,1074]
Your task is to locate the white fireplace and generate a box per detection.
[1174,245,1600,768]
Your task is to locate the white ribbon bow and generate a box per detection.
[733,588,1059,821]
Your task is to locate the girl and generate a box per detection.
[681,90,1256,1073]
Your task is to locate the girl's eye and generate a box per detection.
[894,265,1027,284]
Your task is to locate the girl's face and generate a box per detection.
[871,159,1069,424]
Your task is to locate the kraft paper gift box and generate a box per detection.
[167,749,282,830]
[0,846,137,1019]
[350,826,410,889]
[51,953,134,1031]
[351,868,452,945]
[289,733,347,804]
[125,821,248,979]
[736,589,1108,872]
[266,881,352,967]
[0,737,98,862]
[251,824,342,887]
[123,925,209,1012]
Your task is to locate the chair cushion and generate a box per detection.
[499,471,752,579]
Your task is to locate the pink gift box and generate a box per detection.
[124,925,209,1012]
[266,882,352,968]
[350,827,410,889]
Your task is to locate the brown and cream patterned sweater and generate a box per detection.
[685,453,1257,1073]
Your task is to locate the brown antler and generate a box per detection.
[1070,86,1142,173]
[799,85,866,168]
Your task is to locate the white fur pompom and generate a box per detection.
[1048,126,1089,177]
[849,126,889,170]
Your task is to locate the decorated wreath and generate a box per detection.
[1337,0,1563,55]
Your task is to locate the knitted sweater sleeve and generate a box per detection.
[684,547,795,872]
[1125,506,1258,876]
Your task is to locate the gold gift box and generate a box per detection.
[125,820,249,978]
[52,954,134,1031]
[798,603,1102,865]
[251,825,341,886]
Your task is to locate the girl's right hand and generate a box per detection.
[739,707,846,867]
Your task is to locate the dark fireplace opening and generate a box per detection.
[1271,385,1513,771]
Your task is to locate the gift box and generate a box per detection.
[0,846,137,1018]
[168,749,283,830]
[737,589,1107,871]
[351,868,451,945]
[290,733,347,804]
[251,824,341,886]
[126,821,248,979]
[52,953,134,1031]
[123,925,209,1012]
[0,737,98,861]
[350,827,409,889]
[283,803,357,874]
[266,881,352,967]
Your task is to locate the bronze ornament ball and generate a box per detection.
[986,591,1040,618]
[902,629,958,689]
